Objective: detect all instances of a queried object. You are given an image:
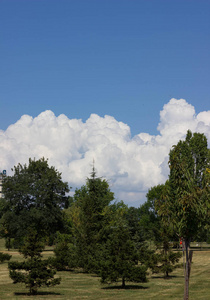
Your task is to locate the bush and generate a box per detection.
[0,252,12,263]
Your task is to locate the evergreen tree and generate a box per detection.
[51,232,76,271]
[149,225,182,278]
[69,166,114,272]
[139,185,163,242]
[140,184,182,277]
[8,230,61,295]
[99,206,148,287]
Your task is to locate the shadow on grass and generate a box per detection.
[151,275,183,280]
[102,285,149,290]
[14,291,61,296]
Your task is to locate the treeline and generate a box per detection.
[0,130,209,299]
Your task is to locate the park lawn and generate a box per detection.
[0,239,210,300]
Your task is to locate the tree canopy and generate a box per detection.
[158,130,210,300]
[1,158,70,246]
[68,166,114,272]
[99,205,148,287]
[167,130,209,241]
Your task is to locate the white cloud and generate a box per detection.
[0,98,210,207]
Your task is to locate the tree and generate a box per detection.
[69,166,114,272]
[125,206,154,267]
[0,210,18,249]
[8,229,61,295]
[149,225,182,278]
[51,232,76,271]
[1,158,70,246]
[139,185,163,242]
[0,252,11,263]
[160,130,209,300]
[99,205,148,288]
[141,184,181,278]
[126,207,144,245]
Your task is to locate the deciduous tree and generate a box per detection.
[1,158,69,246]
[160,130,209,300]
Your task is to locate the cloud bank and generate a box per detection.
[0,98,210,206]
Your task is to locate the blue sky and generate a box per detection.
[1,0,209,136]
[0,1,210,206]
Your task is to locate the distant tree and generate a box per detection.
[1,158,70,247]
[141,184,181,277]
[69,166,114,272]
[0,211,18,250]
[51,232,76,271]
[99,206,148,288]
[125,206,153,267]
[0,252,11,263]
[149,225,182,278]
[126,207,144,245]
[8,229,61,295]
[139,185,163,242]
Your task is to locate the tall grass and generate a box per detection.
[0,239,209,300]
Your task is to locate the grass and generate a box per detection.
[0,239,210,299]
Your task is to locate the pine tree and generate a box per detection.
[99,206,148,287]
[149,226,182,278]
[8,230,61,295]
[145,184,182,278]
[69,166,114,272]
[51,232,76,271]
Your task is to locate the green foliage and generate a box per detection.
[157,130,209,300]
[0,211,18,248]
[139,184,164,241]
[1,158,70,247]
[149,226,182,277]
[150,250,182,278]
[63,167,150,286]
[0,252,11,263]
[168,131,209,240]
[19,231,45,259]
[140,184,181,277]
[69,167,114,272]
[99,207,148,287]
[5,238,13,251]
[8,230,61,295]
[9,259,61,295]
[126,207,144,245]
[51,232,76,270]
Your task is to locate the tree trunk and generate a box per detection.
[188,250,193,279]
[183,240,193,300]
[184,239,189,300]
[122,277,125,288]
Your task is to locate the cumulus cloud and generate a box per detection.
[0,98,210,206]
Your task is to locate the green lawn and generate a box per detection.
[0,239,210,300]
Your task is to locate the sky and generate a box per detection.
[0,0,210,206]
